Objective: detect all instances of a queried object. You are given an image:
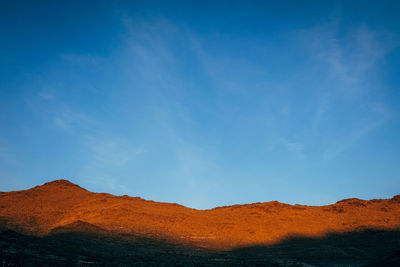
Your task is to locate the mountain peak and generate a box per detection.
[43,179,76,186]
[38,179,87,191]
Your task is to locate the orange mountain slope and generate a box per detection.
[1,179,399,249]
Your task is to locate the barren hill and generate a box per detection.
[1,180,400,266]
[1,179,400,248]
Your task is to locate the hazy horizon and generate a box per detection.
[1,0,400,209]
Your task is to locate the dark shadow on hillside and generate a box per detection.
[1,223,400,266]
[229,229,400,266]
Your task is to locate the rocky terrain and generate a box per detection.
[1,180,400,266]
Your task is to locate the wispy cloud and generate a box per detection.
[60,53,100,66]
[322,116,388,162]
[37,90,54,100]
[0,136,17,167]
[53,109,95,133]
[78,135,145,194]
[301,24,395,94]
[294,23,397,161]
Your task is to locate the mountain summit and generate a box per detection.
[40,179,82,187]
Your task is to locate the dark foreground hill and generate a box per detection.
[1,180,400,266]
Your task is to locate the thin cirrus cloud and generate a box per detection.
[298,25,395,161]
[30,20,398,206]
[1,2,399,209]
[90,21,394,204]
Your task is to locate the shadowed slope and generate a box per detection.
[230,229,400,266]
[1,224,400,266]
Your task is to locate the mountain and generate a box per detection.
[1,180,400,266]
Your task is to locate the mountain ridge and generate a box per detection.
[1,179,399,249]
[12,179,400,210]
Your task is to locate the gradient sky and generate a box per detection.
[1,0,400,209]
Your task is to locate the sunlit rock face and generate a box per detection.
[1,179,399,249]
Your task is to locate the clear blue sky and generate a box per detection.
[1,0,400,209]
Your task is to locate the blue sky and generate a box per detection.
[1,0,400,209]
